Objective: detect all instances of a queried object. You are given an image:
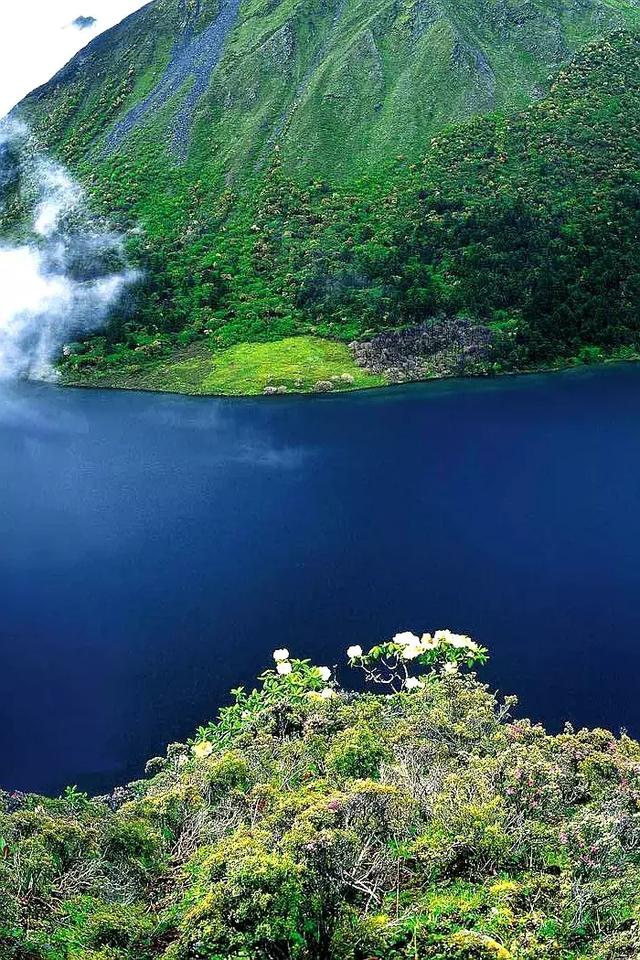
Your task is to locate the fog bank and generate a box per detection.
[0,120,136,380]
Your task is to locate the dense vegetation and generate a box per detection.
[247,30,640,371]
[5,0,640,392]
[3,633,640,959]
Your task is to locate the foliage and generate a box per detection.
[192,648,337,751]
[3,632,640,958]
[232,31,640,373]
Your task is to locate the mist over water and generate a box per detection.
[0,120,137,380]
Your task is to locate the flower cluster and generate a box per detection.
[271,649,334,696]
[193,740,214,760]
[191,630,487,759]
[191,653,338,759]
[347,628,487,692]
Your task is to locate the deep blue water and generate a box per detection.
[2,365,640,795]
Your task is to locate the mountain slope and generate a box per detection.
[241,29,640,373]
[20,0,639,178]
[6,0,640,392]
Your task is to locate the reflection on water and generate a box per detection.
[1,366,640,794]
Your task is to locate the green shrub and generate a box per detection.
[103,817,166,871]
[325,726,386,781]
[178,851,306,959]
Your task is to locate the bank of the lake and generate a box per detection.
[59,334,640,398]
[60,336,387,396]
[4,657,640,960]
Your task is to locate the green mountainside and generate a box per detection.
[7,0,640,392]
[4,641,640,960]
[21,0,637,178]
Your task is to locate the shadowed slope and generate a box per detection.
[105,0,243,158]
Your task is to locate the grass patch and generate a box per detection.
[64,336,387,396]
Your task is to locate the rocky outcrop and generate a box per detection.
[260,22,297,71]
[350,317,493,382]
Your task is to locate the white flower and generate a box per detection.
[400,644,422,660]
[273,648,290,662]
[318,666,331,682]
[421,633,439,650]
[404,677,423,690]
[320,688,336,699]
[277,661,292,676]
[347,645,363,659]
[434,630,476,650]
[448,634,473,649]
[393,631,420,647]
[442,661,458,675]
[192,740,214,759]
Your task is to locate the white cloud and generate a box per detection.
[0,121,138,379]
[0,0,150,119]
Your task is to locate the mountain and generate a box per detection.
[7,0,640,393]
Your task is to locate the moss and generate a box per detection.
[63,336,386,395]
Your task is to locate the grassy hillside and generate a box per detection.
[2,633,640,959]
[239,30,640,371]
[5,0,640,393]
[42,30,640,394]
[21,0,637,179]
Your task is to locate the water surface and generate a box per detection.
[2,366,640,794]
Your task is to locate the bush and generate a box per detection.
[2,631,640,959]
[325,726,386,781]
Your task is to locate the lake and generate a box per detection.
[2,365,640,796]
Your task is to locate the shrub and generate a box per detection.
[2,630,640,959]
[325,726,386,781]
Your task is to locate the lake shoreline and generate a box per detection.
[57,351,640,401]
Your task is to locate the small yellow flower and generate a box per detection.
[192,740,214,759]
